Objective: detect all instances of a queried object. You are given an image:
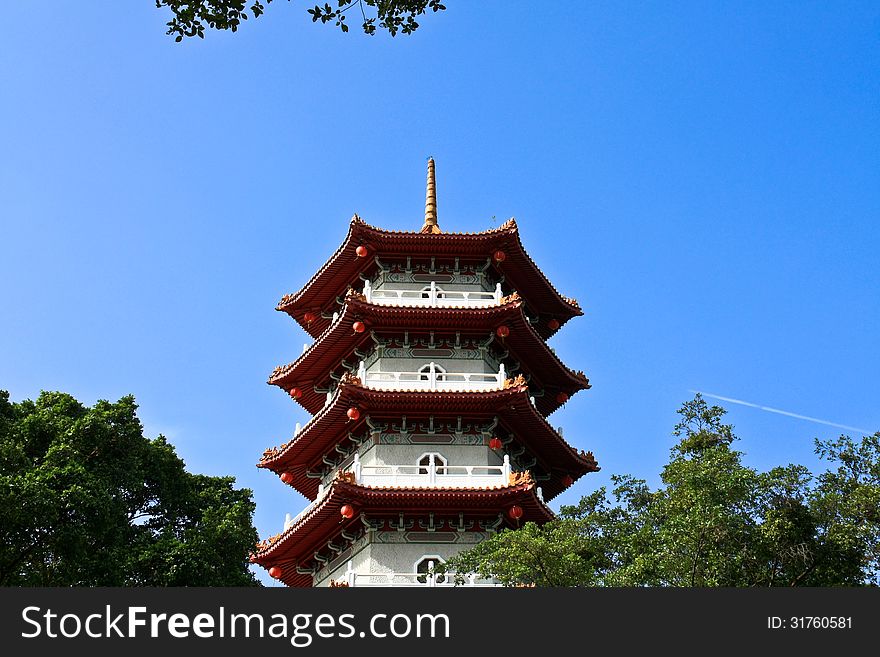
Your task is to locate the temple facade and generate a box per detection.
[252,159,599,587]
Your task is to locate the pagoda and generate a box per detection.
[252,159,599,587]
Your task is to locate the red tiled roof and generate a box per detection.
[258,379,598,502]
[252,475,552,587]
[276,216,582,339]
[268,293,590,416]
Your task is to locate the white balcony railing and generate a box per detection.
[358,361,506,392]
[285,454,513,534]
[336,560,501,587]
[284,482,328,530]
[350,453,511,489]
[364,280,503,309]
[348,572,500,587]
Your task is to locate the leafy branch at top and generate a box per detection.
[156,0,447,41]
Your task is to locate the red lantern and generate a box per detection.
[493,250,507,263]
[268,566,283,579]
[355,245,368,258]
[496,325,510,339]
[556,392,569,404]
[489,437,503,450]
[288,387,302,399]
[352,321,366,333]
[508,505,523,520]
[303,311,317,324]
[280,472,294,484]
[347,407,361,421]
[340,504,355,519]
[562,474,574,488]
[548,318,560,331]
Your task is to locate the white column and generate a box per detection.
[430,362,437,391]
[357,359,366,382]
[353,453,362,482]
[430,280,437,307]
[346,560,355,587]
[497,362,506,385]
[363,279,372,302]
[428,560,436,588]
[429,453,436,485]
[494,282,502,303]
[502,454,511,479]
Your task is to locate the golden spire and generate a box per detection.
[421,157,441,234]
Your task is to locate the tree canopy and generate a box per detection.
[0,390,259,586]
[443,395,880,587]
[156,0,446,41]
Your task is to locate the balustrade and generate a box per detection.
[359,361,506,392]
[339,560,501,587]
[363,280,503,308]
[350,453,511,488]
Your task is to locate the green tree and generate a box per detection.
[156,0,446,41]
[0,390,259,586]
[443,395,880,587]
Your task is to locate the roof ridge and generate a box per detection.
[356,216,518,237]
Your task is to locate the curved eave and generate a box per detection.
[252,478,551,587]
[259,382,598,501]
[501,392,600,500]
[269,296,590,416]
[276,217,582,338]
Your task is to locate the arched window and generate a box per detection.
[415,555,446,584]
[418,362,447,382]
[417,451,447,476]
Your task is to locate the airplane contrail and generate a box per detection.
[689,390,872,435]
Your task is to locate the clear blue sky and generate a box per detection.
[2,2,878,585]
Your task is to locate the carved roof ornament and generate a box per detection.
[345,287,367,302]
[503,374,528,389]
[339,371,362,386]
[256,532,283,552]
[334,470,357,485]
[500,291,521,305]
[508,470,534,487]
[420,157,441,234]
[329,580,350,587]
[580,450,600,470]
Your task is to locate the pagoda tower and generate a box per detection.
[252,160,599,587]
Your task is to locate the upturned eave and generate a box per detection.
[276,216,582,339]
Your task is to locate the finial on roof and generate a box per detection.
[421,157,440,234]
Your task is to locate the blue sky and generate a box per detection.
[1,2,878,585]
